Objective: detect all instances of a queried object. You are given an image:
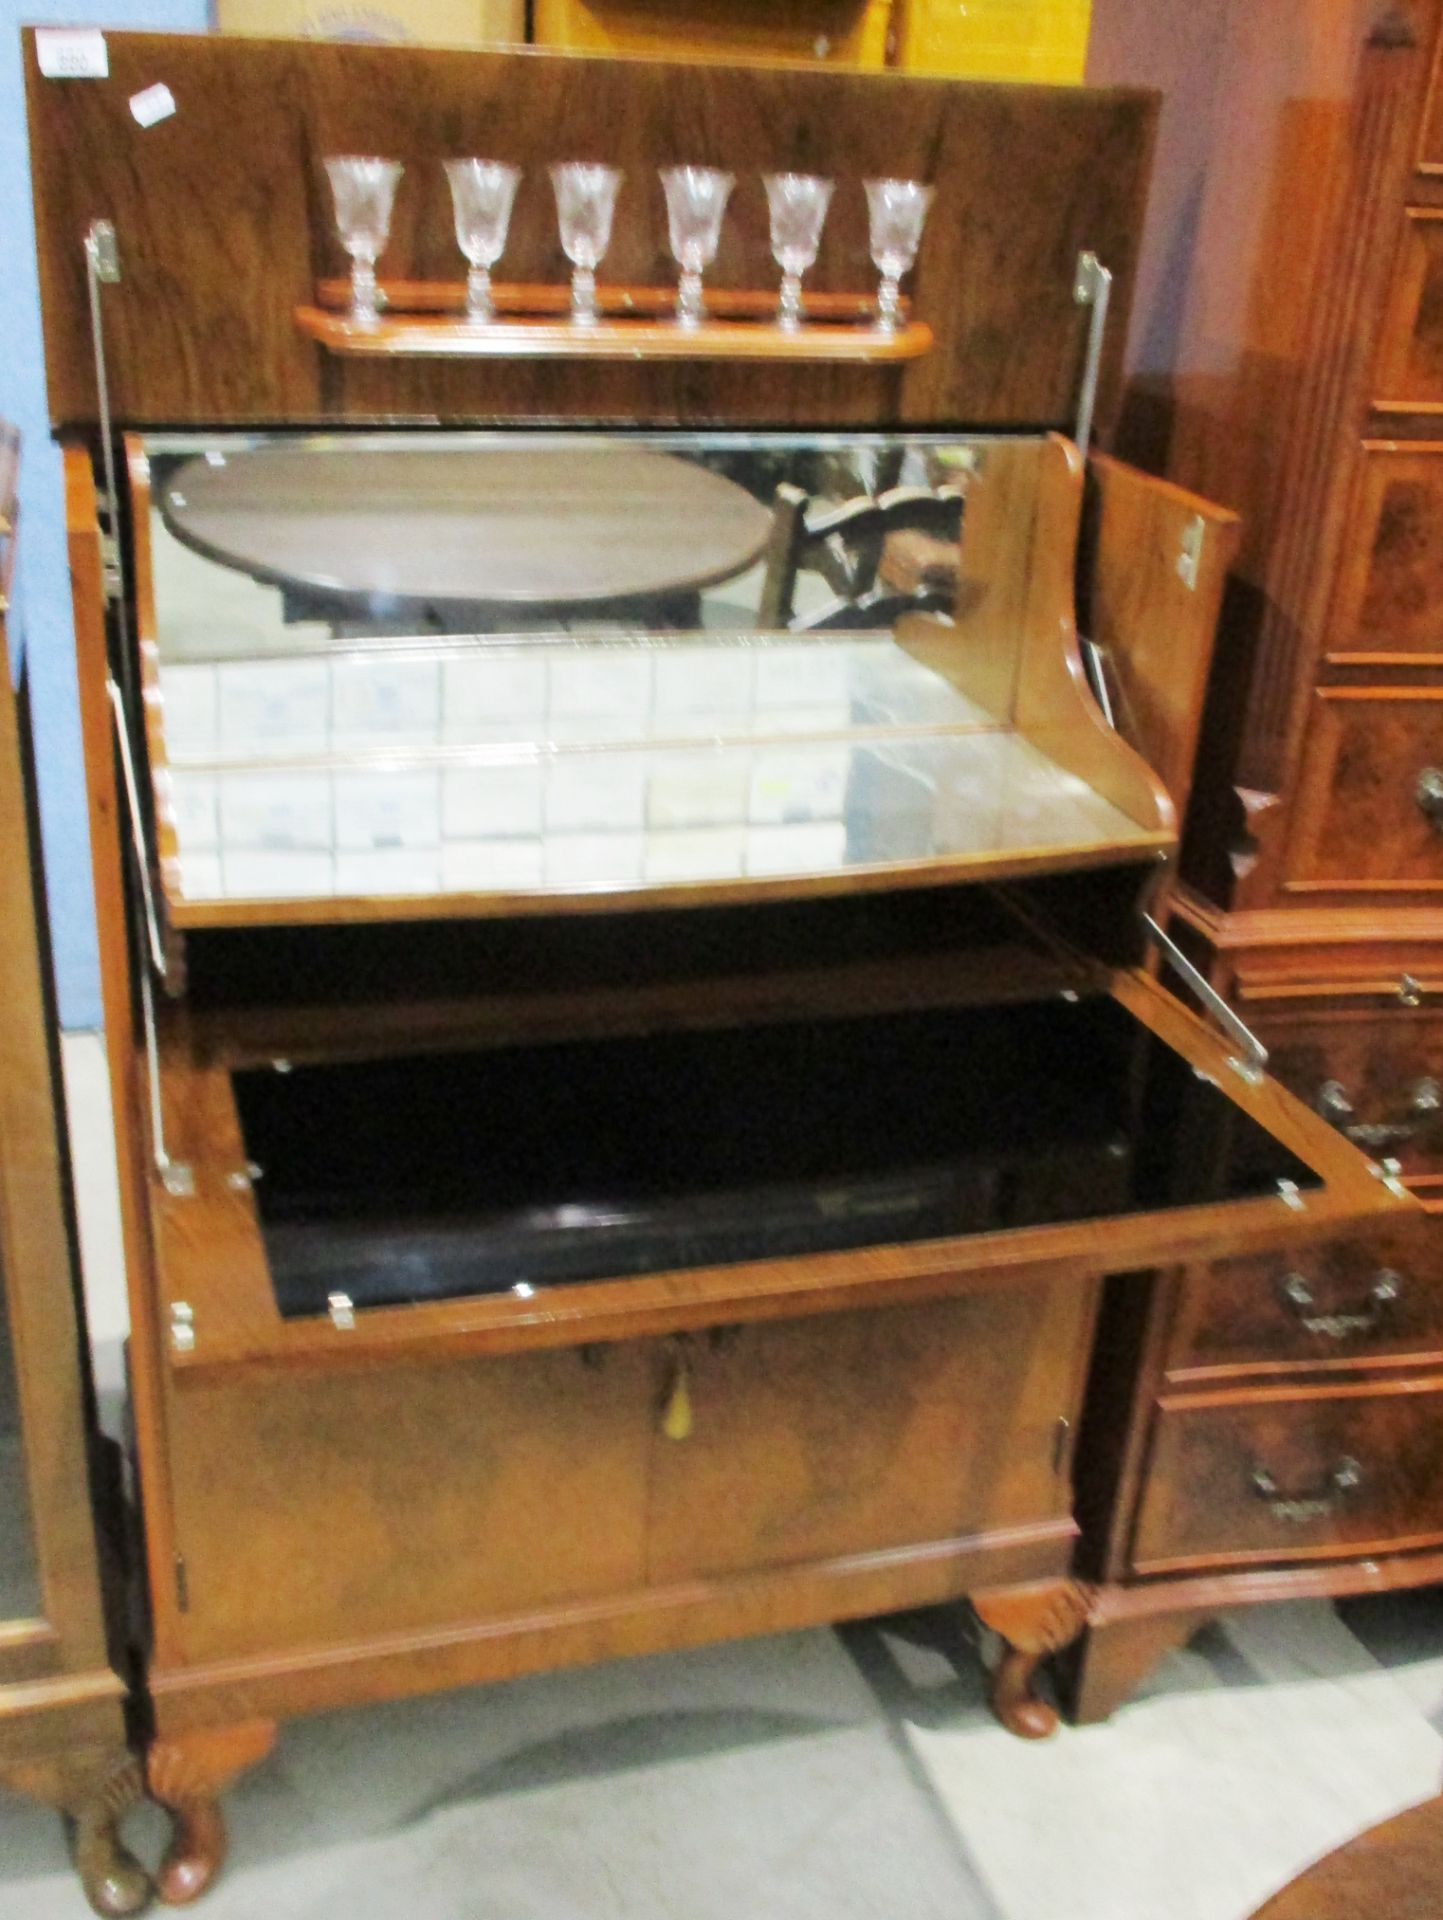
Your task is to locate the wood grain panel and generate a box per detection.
[1376,209,1443,405]
[168,1344,656,1663]
[1328,443,1443,657]
[1284,689,1443,887]
[1166,1218,1443,1380]
[647,1287,1093,1582]
[23,30,1157,430]
[1132,1374,1443,1573]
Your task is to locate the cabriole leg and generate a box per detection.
[972,1580,1090,1739]
[147,1719,276,1906]
[2,1746,150,1917]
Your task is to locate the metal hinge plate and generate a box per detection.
[1177,514,1206,592]
[85,218,121,284]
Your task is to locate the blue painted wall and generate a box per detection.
[1,2,207,1030]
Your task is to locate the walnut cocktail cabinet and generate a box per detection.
[25,29,1414,1899]
[1074,0,1443,1719]
[0,427,147,1914]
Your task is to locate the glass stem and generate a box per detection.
[350,259,380,327]
[877,272,902,334]
[465,263,494,323]
[677,266,704,328]
[571,265,599,325]
[778,269,803,332]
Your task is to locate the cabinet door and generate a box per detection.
[647,1283,1092,1583]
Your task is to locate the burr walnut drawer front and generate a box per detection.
[1285,690,1443,889]
[1328,444,1443,657]
[1166,1222,1443,1380]
[1131,1379,1443,1575]
[1249,1005,1443,1181]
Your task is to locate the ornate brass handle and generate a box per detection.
[1251,1456,1362,1523]
[1417,767,1443,830]
[1277,1269,1401,1340]
[1315,1076,1441,1150]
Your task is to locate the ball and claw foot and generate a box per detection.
[972,1579,1091,1740]
[5,1749,151,1917]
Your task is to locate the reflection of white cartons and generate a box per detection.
[176,852,224,901]
[334,769,441,850]
[748,747,850,824]
[218,660,330,750]
[167,771,219,850]
[442,653,547,737]
[751,705,851,739]
[442,765,544,839]
[545,759,647,832]
[647,754,750,829]
[219,771,332,850]
[745,822,848,875]
[222,850,334,898]
[643,828,746,882]
[332,657,441,747]
[157,664,218,760]
[441,840,545,890]
[543,833,644,886]
[755,643,850,710]
[336,849,442,894]
[654,646,754,718]
[548,648,652,720]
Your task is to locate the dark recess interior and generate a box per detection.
[234,995,1320,1319]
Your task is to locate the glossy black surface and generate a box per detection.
[235,995,1322,1319]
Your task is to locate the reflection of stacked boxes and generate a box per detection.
[158,638,882,901]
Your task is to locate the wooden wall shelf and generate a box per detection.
[296,280,933,363]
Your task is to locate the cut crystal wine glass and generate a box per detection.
[660,165,734,328]
[324,156,403,328]
[550,162,623,324]
[444,158,521,323]
[864,177,934,333]
[763,173,834,331]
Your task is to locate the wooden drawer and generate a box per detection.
[1167,1221,1443,1380]
[1328,443,1443,658]
[1285,688,1443,888]
[1251,1004,1443,1179]
[1132,1377,1443,1574]
[1376,211,1443,406]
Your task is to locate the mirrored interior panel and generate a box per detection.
[136,430,1167,916]
[0,1254,41,1621]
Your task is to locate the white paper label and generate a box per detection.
[36,28,109,79]
[129,82,176,128]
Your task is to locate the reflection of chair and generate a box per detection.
[758,482,965,631]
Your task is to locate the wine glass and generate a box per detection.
[763,173,833,332]
[864,177,934,333]
[444,159,521,323]
[550,162,623,324]
[660,165,734,328]
[324,156,403,328]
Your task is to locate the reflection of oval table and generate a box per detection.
[158,443,775,628]
[1247,1793,1443,1919]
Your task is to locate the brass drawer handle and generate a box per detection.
[1277,1269,1401,1340]
[1418,767,1443,830]
[1315,1076,1440,1150]
[1251,1455,1362,1523]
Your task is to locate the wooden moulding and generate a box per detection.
[295,303,934,364]
[299,278,933,364]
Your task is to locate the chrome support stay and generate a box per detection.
[1142,911,1268,1086]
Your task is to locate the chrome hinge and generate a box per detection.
[1072,250,1114,462]
[99,531,124,603]
[174,1553,189,1613]
[1370,1157,1411,1200]
[84,218,121,285]
[1277,1179,1305,1213]
[169,1301,195,1353]
[328,1292,356,1330]
[1177,514,1206,592]
[1142,912,1269,1085]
